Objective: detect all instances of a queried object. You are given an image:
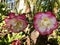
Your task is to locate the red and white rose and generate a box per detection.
[4,12,28,33]
[34,11,58,35]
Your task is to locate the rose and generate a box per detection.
[34,11,58,35]
[11,39,21,45]
[4,12,28,33]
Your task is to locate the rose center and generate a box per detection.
[41,18,51,27]
[9,18,23,30]
[13,20,23,30]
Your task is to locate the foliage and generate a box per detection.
[0,0,60,45]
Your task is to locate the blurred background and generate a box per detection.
[0,0,60,45]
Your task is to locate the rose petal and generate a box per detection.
[8,12,15,18]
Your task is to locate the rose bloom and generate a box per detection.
[11,39,21,45]
[4,12,28,33]
[34,11,58,35]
